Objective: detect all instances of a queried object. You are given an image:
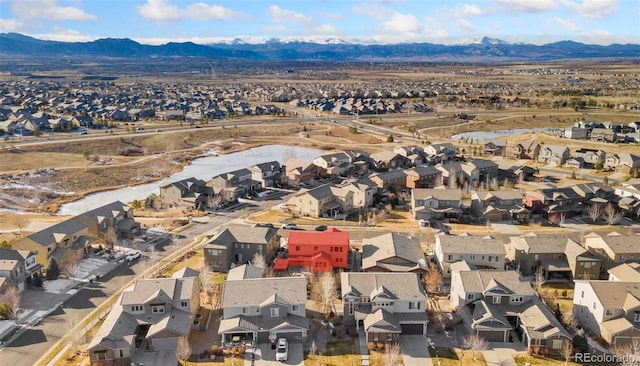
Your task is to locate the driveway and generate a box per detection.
[252,342,303,366]
[400,335,433,366]
[482,342,525,366]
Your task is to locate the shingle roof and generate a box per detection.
[437,235,506,255]
[205,225,278,248]
[459,270,536,296]
[362,233,425,271]
[26,218,88,246]
[341,272,426,300]
[587,281,640,309]
[221,277,307,308]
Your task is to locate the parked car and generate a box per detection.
[281,223,297,230]
[278,203,288,209]
[314,225,327,232]
[275,338,288,361]
[126,250,141,261]
[255,223,274,228]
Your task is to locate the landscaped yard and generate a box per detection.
[429,347,488,366]
[304,340,361,366]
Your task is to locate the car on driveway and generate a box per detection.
[126,250,141,262]
[281,223,297,230]
[275,338,288,361]
[278,203,288,209]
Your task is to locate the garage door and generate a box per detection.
[400,324,424,335]
[478,330,507,342]
[275,332,303,343]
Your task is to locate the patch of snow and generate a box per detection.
[43,278,75,293]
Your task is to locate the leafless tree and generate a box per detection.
[104,226,118,251]
[383,342,401,366]
[561,340,574,366]
[612,339,640,366]
[423,263,443,296]
[62,256,81,279]
[604,203,622,225]
[175,335,192,363]
[200,265,215,305]
[586,203,602,223]
[533,266,545,294]
[252,252,267,269]
[9,213,30,235]
[315,272,337,315]
[463,333,488,362]
[0,285,21,320]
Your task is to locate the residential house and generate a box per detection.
[313,152,353,177]
[208,168,260,198]
[362,233,427,277]
[605,153,640,174]
[394,145,425,165]
[424,143,456,161]
[159,177,212,209]
[341,272,428,342]
[524,187,584,222]
[573,148,605,168]
[510,141,540,160]
[203,225,279,272]
[87,268,200,365]
[284,159,320,185]
[564,127,589,140]
[483,139,507,157]
[370,151,410,171]
[573,281,640,346]
[411,188,464,220]
[591,128,617,143]
[608,262,640,282]
[369,170,407,192]
[0,249,41,291]
[287,184,354,218]
[12,218,91,267]
[434,235,506,278]
[337,178,377,209]
[564,158,584,169]
[537,145,570,166]
[74,201,140,241]
[404,166,443,189]
[583,233,640,270]
[450,269,571,353]
[472,190,529,223]
[615,183,640,201]
[506,235,601,281]
[274,228,349,272]
[249,161,283,188]
[218,277,308,345]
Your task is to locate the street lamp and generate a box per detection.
[460,349,464,366]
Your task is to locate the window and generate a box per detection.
[467,294,475,300]
[493,296,501,304]
[387,333,394,341]
[270,308,280,317]
[448,255,453,261]
[242,307,248,314]
[292,305,299,312]
[634,313,640,322]
[481,256,485,260]
[119,350,124,358]
[48,247,52,252]
[593,301,596,310]
[469,255,475,260]
[409,302,421,310]
[605,309,613,317]
[510,296,524,303]
[330,247,334,252]
[552,340,563,350]
[494,256,500,262]
[131,305,143,312]
[95,351,107,360]
[151,305,165,313]
[581,291,584,298]
[583,262,591,269]
[488,256,492,262]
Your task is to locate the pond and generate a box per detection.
[58,145,324,215]
[451,128,554,141]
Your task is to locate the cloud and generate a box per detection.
[268,5,313,25]
[0,18,24,32]
[494,0,559,12]
[138,0,248,22]
[559,0,619,19]
[7,0,97,20]
[353,4,424,33]
[457,3,496,16]
[458,19,476,33]
[552,16,580,31]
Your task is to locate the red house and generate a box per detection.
[274,228,349,272]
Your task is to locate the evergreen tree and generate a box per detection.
[46,257,60,280]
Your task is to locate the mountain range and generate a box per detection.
[1,33,639,62]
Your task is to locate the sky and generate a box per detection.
[0,0,638,45]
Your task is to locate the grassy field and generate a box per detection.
[430,346,488,366]
[305,340,361,366]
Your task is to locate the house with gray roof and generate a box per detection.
[472,189,529,223]
[411,188,464,220]
[361,233,427,277]
[573,280,640,346]
[218,277,309,345]
[0,248,41,291]
[584,233,640,270]
[287,183,354,218]
[341,272,428,342]
[87,268,199,365]
[159,177,212,209]
[507,234,601,281]
[203,225,279,272]
[608,262,640,282]
[434,235,506,278]
[248,161,283,188]
[451,269,570,353]
[537,145,570,166]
